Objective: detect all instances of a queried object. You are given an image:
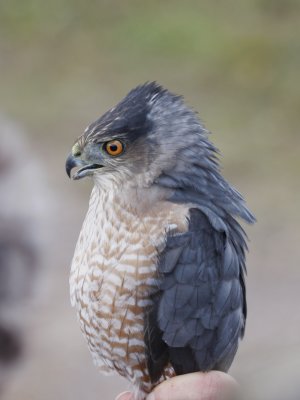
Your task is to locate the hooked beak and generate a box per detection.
[65,154,103,180]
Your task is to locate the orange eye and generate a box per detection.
[103,140,124,156]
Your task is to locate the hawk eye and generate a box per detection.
[103,140,124,156]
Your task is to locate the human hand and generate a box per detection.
[115,371,239,400]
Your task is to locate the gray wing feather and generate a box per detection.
[156,208,246,373]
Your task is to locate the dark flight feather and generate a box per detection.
[145,207,248,382]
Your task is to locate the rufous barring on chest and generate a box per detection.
[70,184,189,394]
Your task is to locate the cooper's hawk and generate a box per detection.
[66,83,255,400]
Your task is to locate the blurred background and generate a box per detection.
[0,1,299,399]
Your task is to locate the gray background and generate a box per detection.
[0,1,299,399]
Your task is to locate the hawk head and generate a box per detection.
[66,82,212,185]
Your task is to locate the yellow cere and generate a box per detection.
[72,143,81,157]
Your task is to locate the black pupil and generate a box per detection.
[110,144,118,152]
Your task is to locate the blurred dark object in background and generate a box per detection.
[0,116,43,393]
[0,218,38,368]
[0,326,22,365]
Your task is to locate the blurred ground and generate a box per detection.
[0,1,299,399]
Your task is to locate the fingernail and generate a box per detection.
[115,391,132,400]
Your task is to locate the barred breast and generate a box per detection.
[70,184,189,398]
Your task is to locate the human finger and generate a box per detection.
[146,371,239,400]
